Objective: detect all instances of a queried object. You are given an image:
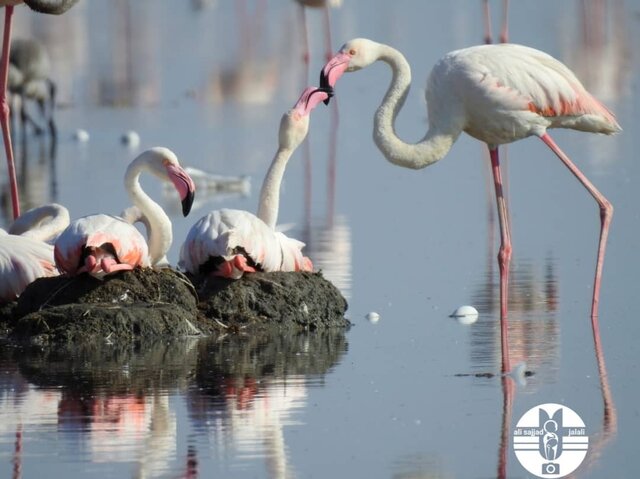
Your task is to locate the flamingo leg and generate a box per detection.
[0,5,20,220]
[100,257,134,274]
[298,4,310,70]
[321,2,333,61]
[539,132,612,319]
[499,0,509,43]
[488,146,512,373]
[482,0,493,44]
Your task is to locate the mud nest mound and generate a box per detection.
[191,271,349,331]
[7,268,208,344]
[0,269,349,344]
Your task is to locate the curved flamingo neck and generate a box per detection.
[9,203,69,243]
[373,44,460,170]
[257,146,293,229]
[125,157,172,266]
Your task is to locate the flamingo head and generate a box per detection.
[279,86,330,150]
[144,147,197,217]
[320,38,381,102]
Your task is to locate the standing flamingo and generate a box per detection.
[54,147,195,278]
[1,0,79,221]
[0,202,68,301]
[320,38,619,337]
[179,86,329,279]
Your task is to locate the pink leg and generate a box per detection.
[499,0,509,43]
[100,257,134,274]
[233,255,256,273]
[0,6,19,220]
[298,5,310,69]
[321,3,333,61]
[540,133,612,318]
[77,254,99,274]
[482,0,493,44]
[326,96,339,228]
[488,146,512,373]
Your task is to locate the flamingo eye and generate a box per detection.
[349,49,356,56]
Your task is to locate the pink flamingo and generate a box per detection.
[179,86,329,279]
[0,202,69,302]
[321,38,620,364]
[0,0,79,221]
[54,147,195,278]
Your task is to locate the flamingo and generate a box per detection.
[320,38,620,335]
[54,147,195,278]
[9,38,56,137]
[179,86,329,279]
[0,202,69,302]
[1,0,79,221]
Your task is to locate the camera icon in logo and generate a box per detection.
[542,462,560,475]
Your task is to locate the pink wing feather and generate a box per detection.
[54,214,149,276]
[180,209,311,277]
[0,234,59,302]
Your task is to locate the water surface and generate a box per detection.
[1,0,639,477]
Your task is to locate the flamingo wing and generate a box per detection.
[180,209,285,277]
[435,43,620,140]
[54,214,149,276]
[274,232,313,272]
[0,235,58,302]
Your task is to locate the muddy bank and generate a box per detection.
[1,269,348,344]
[191,271,350,330]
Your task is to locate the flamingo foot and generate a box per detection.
[100,257,134,274]
[77,254,99,274]
[213,255,257,279]
[300,256,313,272]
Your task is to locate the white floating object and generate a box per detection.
[365,312,380,324]
[450,305,478,324]
[72,129,89,142]
[121,130,140,148]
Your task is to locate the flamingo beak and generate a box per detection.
[166,164,196,217]
[319,51,351,104]
[293,86,333,116]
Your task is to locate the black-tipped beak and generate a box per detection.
[182,190,195,217]
[319,70,333,105]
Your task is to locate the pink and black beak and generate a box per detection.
[319,51,351,105]
[294,86,334,114]
[166,164,196,216]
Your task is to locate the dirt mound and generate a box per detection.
[9,268,207,344]
[1,269,349,344]
[192,271,349,330]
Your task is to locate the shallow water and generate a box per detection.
[1,0,640,477]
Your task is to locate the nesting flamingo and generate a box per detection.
[320,38,620,333]
[0,202,69,301]
[54,147,195,278]
[179,86,329,279]
[1,0,79,220]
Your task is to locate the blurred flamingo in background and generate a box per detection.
[179,86,329,279]
[54,147,195,278]
[482,0,509,44]
[294,0,341,71]
[0,202,68,301]
[322,38,620,370]
[1,0,79,221]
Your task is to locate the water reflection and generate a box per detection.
[1,133,57,226]
[468,255,560,384]
[0,329,347,478]
[188,329,347,477]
